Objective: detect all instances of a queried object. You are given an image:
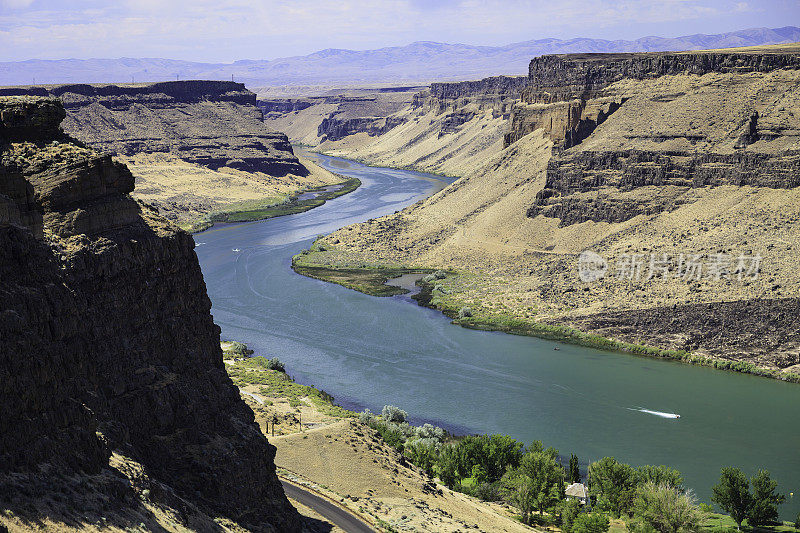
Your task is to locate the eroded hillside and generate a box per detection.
[295,44,800,380]
[0,81,345,231]
[0,96,300,531]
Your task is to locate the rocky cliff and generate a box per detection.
[0,81,306,176]
[0,96,300,530]
[517,49,800,225]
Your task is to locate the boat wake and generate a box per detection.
[628,407,681,419]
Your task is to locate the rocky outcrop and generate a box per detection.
[0,81,307,176]
[507,50,800,148]
[415,76,525,118]
[318,115,406,141]
[428,76,528,101]
[0,96,300,531]
[521,51,800,104]
[549,297,800,369]
[517,48,800,225]
[530,150,800,225]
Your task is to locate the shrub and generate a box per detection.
[416,423,445,440]
[265,357,285,372]
[382,405,408,423]
[629,481,702,533]
[573,513,610,533]
[226,341,253,357]
[434,270,447,279]
[637,465,684,492]
[422,274,437,283]
[470,481,503,502]
[359,409,375,424]
[458,307,472,319]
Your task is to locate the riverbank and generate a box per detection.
[292,242,800,384]
[197,176,360,232]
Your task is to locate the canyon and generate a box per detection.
[289,43,800,379]
[0,96,300,531]
[0,81,344,231]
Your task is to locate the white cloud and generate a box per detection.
[1,0,35,9]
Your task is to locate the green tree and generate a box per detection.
[559,498,582,533]
[502,466,535,524]
[437,444,460,489]
[628,481,702,533]
[450,434,524,483]
[404,439,438,478]
[570,454,581,483]
[711,467,753,530]
[501,449,565,524]
[588,457,638,517]
[637,465,684,492]
[747,470,785,527]
[574,513,610,533]
[521,449,566,517]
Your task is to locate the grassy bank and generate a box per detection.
[417,276,800,384]
[291,263,432,296]
[224,344,356,420]
[293,247,800,384]
[292,241,437,296]
[185,176,361,233]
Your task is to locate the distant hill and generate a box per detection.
[1,26,799,89]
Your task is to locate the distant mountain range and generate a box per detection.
[2,26,799,90]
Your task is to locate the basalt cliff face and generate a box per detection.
[515,48,800,225]
[0,96,300,531]
[260,88,422,146]
[0,81,305,176]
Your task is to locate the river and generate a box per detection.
[196,153,800,518]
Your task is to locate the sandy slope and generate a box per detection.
[125,153,345,231]
[273,421,535,533]
[225,356,536,532]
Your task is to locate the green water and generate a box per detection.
[196,153,800,518]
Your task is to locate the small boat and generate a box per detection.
[232,248,241,252]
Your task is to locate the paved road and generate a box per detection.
[281,479,378,533]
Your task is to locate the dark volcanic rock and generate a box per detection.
[1,81,307,176]
[529,150,800,225]
[521,51,800,104]
[549,298,800,369]
[0,96,300,531]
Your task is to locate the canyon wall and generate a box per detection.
[0,81,306,176]
[298,44,800,378]
[514,49,800,226]
[0,96,299,530]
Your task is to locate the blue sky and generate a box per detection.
[0,0,798,62]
